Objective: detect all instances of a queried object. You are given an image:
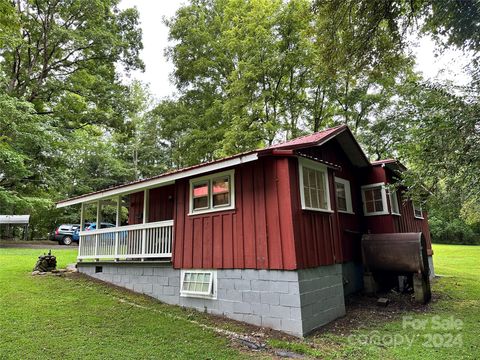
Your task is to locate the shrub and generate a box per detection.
[430,217,480,245]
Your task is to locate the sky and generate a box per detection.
[119,0,471,100]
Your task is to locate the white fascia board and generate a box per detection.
[56,153,258,208]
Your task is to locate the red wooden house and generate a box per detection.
[57,125,434,336]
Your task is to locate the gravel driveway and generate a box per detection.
[0,241,77,249]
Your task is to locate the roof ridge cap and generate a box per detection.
[265,124,346,149]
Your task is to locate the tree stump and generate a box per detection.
[33,251,57,272]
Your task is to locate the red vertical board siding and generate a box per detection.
[233,174,245,268]
[172,158,298,270]
[329,171,343,263]
[129,186,174,225]
[288,158,308,267]
[364,215,395,234]
[128,191,144,225]
[289,156,337,268]
[222,214,234,268]
[363,166,387,184]
[131,138,434,270]
[173,181,185,266]
[264,159,283,268]
[149,185,175,222]
[393,197,433,254]
[203,217,213,268]
[192,218,203,268]
[361,166,395,235]
[276,158,297,269]
[212,215,223,268]
[253,162,269,268]
[380,168,433,254]
[182,188,194,268]
[296,140,363,265]
[241,167,257,268]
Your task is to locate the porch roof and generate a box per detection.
[56,152,259,208]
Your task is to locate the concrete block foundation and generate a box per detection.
[78,262,346,337]
[428,255,435,279]
[341,261,364,296]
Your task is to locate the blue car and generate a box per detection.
[72,222,116,241]
[49,223,86,245]
[85,222,116,231]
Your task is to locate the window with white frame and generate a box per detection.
[413,202,424,219]
[389,189,401,215]
[189,170,234,214]
[335,177,353,213]
[361,183,389,216]
[180,270,217,299]
[299,159,331,212]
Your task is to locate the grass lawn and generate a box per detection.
[0,244,478,359]
[0,248,252,360]
[271,244,480,359]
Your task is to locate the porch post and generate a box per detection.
[96,200,102,227]
[79,203,85,231]
[143,189,150,223]
[95,200,101,259]
[115,196,121,260]
[141,189,149,259]
[79,203,85,258]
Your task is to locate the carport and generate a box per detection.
[0,215,30,240]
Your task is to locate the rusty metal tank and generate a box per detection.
[361,232,430,274]
[361,232,431,303]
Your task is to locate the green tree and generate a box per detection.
[162,0,414,163]
[113,81,173,179]
[2,0,143,129]
[0,0,144,238]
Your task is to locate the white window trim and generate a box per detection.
[389,189,401,216]
[298,158,332,213]
[180,269,217,299]
[188,169,235,215]
[334,177,354,214]
[412,202,424,219]
[361,182,389,216]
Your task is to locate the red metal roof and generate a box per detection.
[267,125,347,150]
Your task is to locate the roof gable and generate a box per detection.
[265,125,370,168]
[266,125,346,150]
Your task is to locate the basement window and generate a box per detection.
[189,170,235,215]
[180,270,217,299]
[413,202,424,219]
[335,177,353,214]
[361,183,389,216]
[299,158,331,212]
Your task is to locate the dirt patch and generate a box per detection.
[310,283,441,338]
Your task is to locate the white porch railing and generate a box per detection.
[78,220,174,261]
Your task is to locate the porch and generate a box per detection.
[78,220,174,261]
[77,185,175,262]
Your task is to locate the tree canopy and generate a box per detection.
[0,0,479,243]
[0,0,144,237]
